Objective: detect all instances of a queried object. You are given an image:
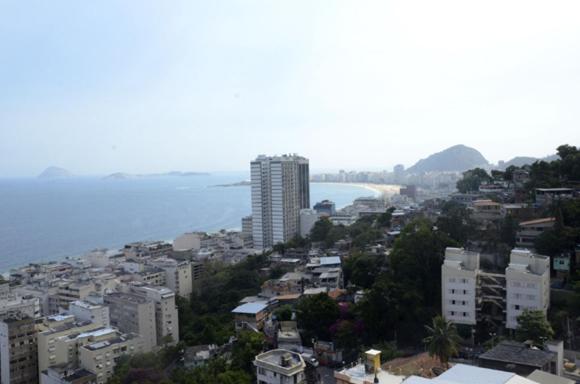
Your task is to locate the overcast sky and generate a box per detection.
[1,1,579,177]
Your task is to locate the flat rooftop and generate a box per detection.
[479,341,555,368]
[232,302,268,315]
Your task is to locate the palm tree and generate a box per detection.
[423,316,461,368]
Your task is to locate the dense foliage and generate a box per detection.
[515,309,555,346]
[456,168,492,193]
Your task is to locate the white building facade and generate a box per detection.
[505,249,550,329]
[441,248,479,325]
[254,349,306,384]
[442,247,550,330]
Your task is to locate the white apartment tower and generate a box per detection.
[505,249,550,329]
[251,154,310,249]
[441,248,479,325]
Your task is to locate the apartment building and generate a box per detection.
[505,249,550,329]
[150,258,193,298]
[104,293,157,352]
[0,282,41,318]
[0,313,38,384]
[69,300,110,327]
[132,267,166,287]
[254,349,306,384]
[37,314,104,373]
[78,333,143,384]
[441,248,550,330]
[535,188,573,206]
[129,284,179,346]
[516,218,556,249]
[49,281,97,314]
[251,154,310,249]
[123,241,172,261]
[472,199,503,222]
[441,248,479,325]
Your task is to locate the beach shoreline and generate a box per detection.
[311,181,400,197]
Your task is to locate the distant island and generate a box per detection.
[211,180,251,187]
[37,166,73,179]
[103,171,210,180]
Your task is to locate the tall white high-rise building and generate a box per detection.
[251,154,310,249]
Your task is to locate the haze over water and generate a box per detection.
[0,173,377,271]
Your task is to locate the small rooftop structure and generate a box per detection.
[231,302,268,315]
[254,349,305,377]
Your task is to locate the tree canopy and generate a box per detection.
[515,309,554,346]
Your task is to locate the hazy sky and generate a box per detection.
[1,1,579,177]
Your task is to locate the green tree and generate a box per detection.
[390,219,457,314]
[436,201,476,245]
[273,305,293,321]
[343,252,383,289]
[456,168,492,193]
[357,275,419,342]
[534,229,568,257]
[231,331,265,373]
[515,309,554,346]
[423,316,461,368]
[499,215,518,248]
[377,209,394,228]
[296,293,340,342]
[310,217,333,243]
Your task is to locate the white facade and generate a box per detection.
[441,248,479,325]
[173,232,202,252]
[150,258,193,298]
[83,249,111,268]
[255,349,306,384]
[69,300,110,327]
[251,154,310,249]
[441,247,551,330]
[79,333,143,384]
[104,292,158,352]
[130,284,179,346]
[505,249,550,329]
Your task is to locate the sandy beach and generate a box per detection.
[312,182,400,197]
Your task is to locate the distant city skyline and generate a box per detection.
[2,0,580,177]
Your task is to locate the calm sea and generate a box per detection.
[0,173,375,271]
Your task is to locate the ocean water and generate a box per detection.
[0,173,375,271]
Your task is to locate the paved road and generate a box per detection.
[317,366,337,384]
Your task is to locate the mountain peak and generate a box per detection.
[407,145,489,173]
